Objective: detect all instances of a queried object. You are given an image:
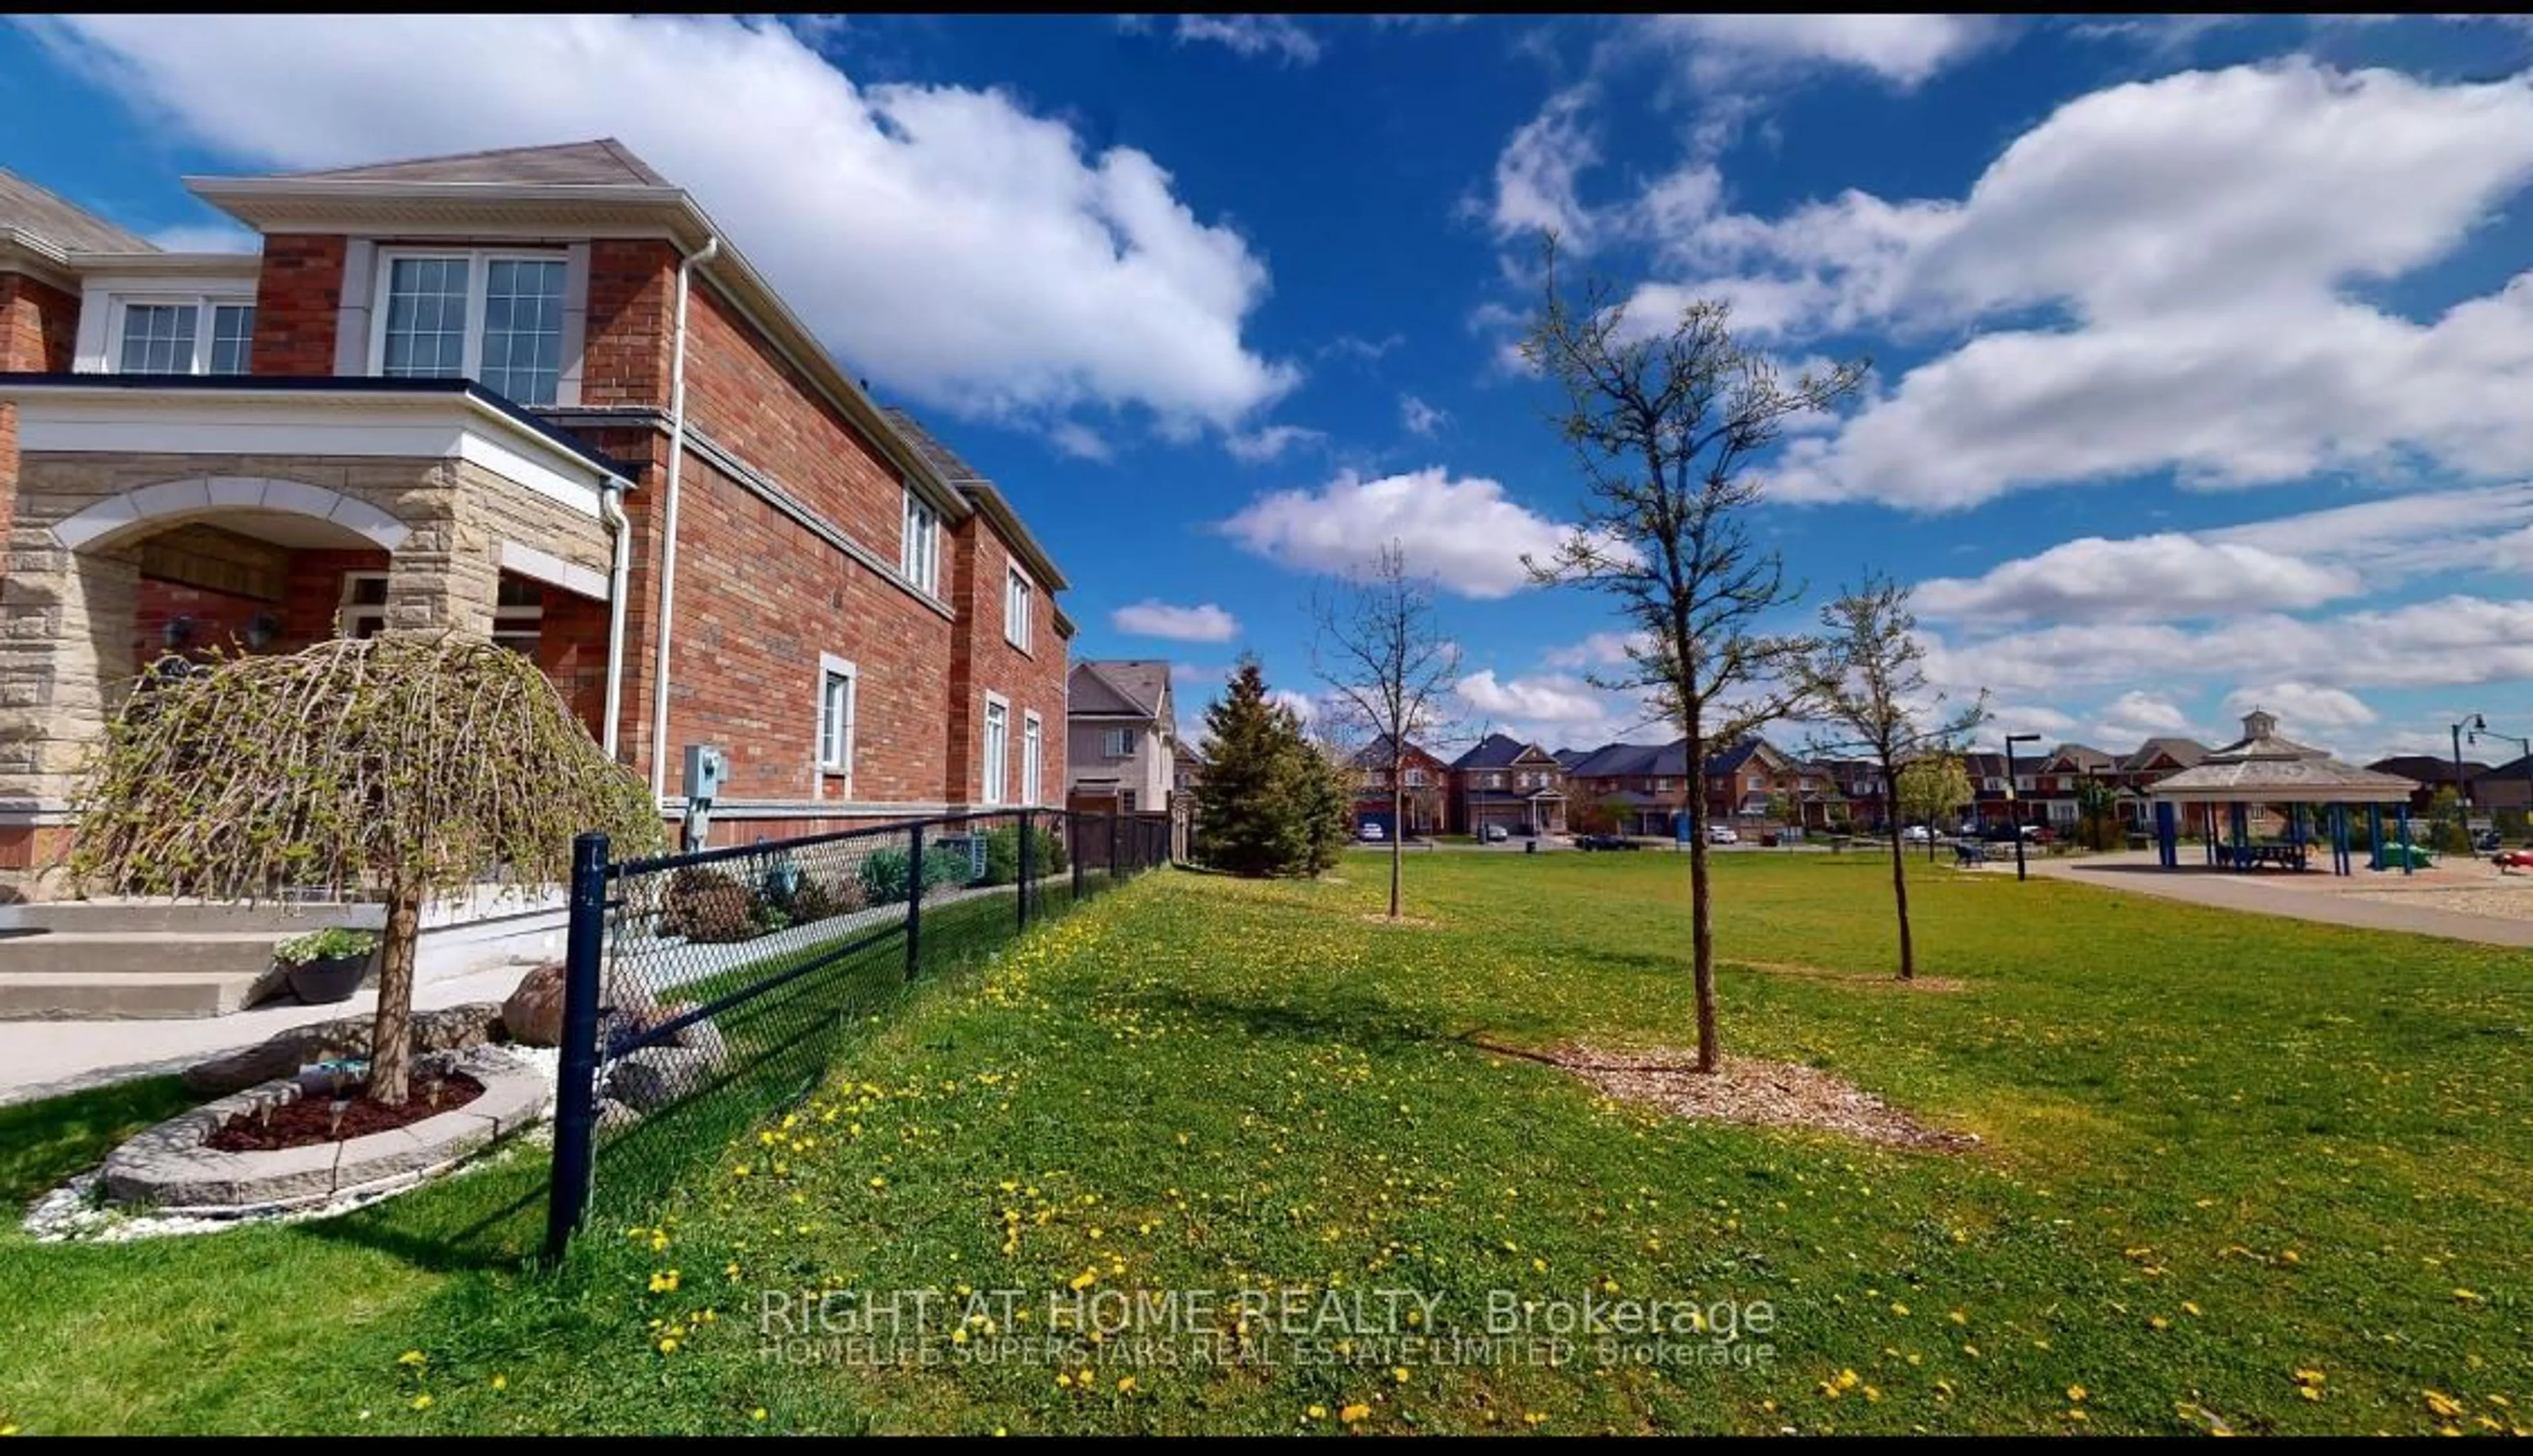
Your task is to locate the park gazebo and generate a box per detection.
[2145,710,2424,876]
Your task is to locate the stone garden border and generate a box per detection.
[100,1045,551,1216]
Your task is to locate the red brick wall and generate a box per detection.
[948,518,1068,806]
[279,549,391,644]
[658,452,958,805]
[248,235,347,376]
[533,587,611,741]
[582,241,675,406]
[1,272,79,584]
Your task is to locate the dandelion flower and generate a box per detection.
[411,1394,433,1410]
[1341,1404,1371,1424]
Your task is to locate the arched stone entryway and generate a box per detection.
[0,454,616,892]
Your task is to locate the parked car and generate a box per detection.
[2026,825,2058,845]
[1358,822,1387,842]
[1901,824,1934,844]
[1576,832,1640,851]
[1482,824,1510,843]
[1708,824,1739,845]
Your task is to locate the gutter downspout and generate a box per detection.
[647,233,720,799]
[598,479,632,758]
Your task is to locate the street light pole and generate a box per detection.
[2005,733,2042,883]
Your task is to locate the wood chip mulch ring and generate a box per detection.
[1473,1039,1981,1152]
[1359,912,1438,928]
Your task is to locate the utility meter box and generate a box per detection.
[681,744,728,805]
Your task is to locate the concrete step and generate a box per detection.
[0,900,376,936]
[0,929,299,979]
[0,970,269,1019]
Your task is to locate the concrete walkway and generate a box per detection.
[0,957,535,1107]
[2020,850,2533,948]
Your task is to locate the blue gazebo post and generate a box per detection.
[2154,800,2177,868]
[2367,804,2385,872]
[2396,804,2413,876]
[2330,804,2349,876]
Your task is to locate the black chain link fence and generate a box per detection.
[543,807,1170,1258]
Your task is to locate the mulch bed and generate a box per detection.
[203,1072,487,1153]
[1478,1039,1980,1152]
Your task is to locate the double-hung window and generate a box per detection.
[373,251,567,405]
[1022,712,1043,806]
[1103,727,1137,758]
[115,297,255,374]
[1005,566,1033,652]
[982,696,1010,806]
[1404,768,1426,787]
[900,489,940,595]
[817,655,858,788]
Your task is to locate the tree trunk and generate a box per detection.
[1883,781,1914,981]
[369,876,423,1106]
[1389,781,1405,919]
[1685,731,1718,1074]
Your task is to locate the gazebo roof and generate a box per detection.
[2147,710,2417,804]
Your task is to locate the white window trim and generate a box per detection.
[1005,564,1034,653]
[104,293,257,375]
[1103,727,1139,758]
[816,652,858,791]
[366,247,569,401]
[982,692,1011,807]
[900,486,941,599]
[1022,710,1044,807]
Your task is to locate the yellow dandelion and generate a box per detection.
[658,1337,680,1354]
[2067,1385,2087,1403]
[1307,1405,1327,1420]
[396,1350,428,1368]
[1117,1376,1137,1394]
[1341,1404,1371,1424]
[490,1375,507,1392]
[410,1394,432,1411]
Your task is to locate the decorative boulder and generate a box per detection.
[182,1003,506,1097]
[500,961,654,1047]
[644,1002,730,1068]
[608,1046,720,1111]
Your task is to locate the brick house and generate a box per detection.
[1704,739,1834,830]
[2030,743,2118,830]
[1351,734,1451,839]
[1449,732,1568,836]
[0,140,1075,896]
[1563,739,1691,838]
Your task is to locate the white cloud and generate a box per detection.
[2088,690,2199,745]
[146,222,259,253]
[2224,682,2377,731]
[1110,599,1241,643]
[1454,669,1642,746]
[1224,424,1327,464]
[1542,630,1652,671]
[1644,15,2009,88]
[1488,84,1602,247]
[1173,15,1323,65]
[1685,61,2533,509]
[1972,702,2078,750]
[1269,688,1320,726]
[28,15,1297,437]
[2210,482,2533,580]
[1923,595,2533,700]
[1218,466,1572,599]
[1399,394,1448,436]
[1914,535,2360,623]
[1048,422,1112,462]
[1323,332,1404,363]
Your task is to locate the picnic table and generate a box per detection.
[2214,842,2309,871]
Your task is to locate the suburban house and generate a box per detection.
[2365,754,2511,814]
[1815,758,1887,832]
[1351,734,1451,839]
[1065,659,1176,820]
[1450,732,1568,837]
[2030,743,2119,830]
[0,140,1077,890]
[1705,739,1836,830]
[2111,738,2212,827]
[1563,739,1691,838]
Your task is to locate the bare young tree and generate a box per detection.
[1311,541,1462,919]
[1520,235,1867,1072]
[1798,573,1989,981]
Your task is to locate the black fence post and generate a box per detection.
[544,830,610,1263]
[905,820,925,982]
[1071,811,1085,904]
[1110,812,1121,879]
[1017,808,1035,931]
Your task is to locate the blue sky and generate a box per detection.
[9,15,2533,764]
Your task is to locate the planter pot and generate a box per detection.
[284,950,373,1006]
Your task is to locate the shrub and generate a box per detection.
[980,826,1020,887]
[660,866,755,943]
[787,873,858,923]
[923,845,978,895]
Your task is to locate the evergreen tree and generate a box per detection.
[1296,732,1357,875]
[1195,658,1311,876]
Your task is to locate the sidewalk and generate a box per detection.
[0,958,534,1107]
[2020,851,2533,948]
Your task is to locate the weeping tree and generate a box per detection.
[67,635,663,1105]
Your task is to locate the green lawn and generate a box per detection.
[0,849,2526,1435]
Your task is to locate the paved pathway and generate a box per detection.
[2020,851,2533,948]
[0,958,532,1107]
